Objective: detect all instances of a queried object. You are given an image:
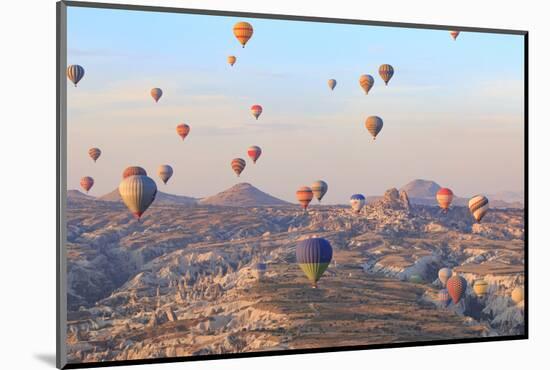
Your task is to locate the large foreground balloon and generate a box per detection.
[436,188,454,212]
[438,289,451,307]
[296,186,313,210]
[311,180,328,202]
[359,74,374,95]
[511,286,524,304]
[233,21,253,48]
[80,176,94,193]
[350,194,366,213]
[88,147,101,162]
[473,279,489,298]
[378,64,394,85]
[251,105,263,120]
[176,124,190,141]
[231,158,246,177]
[450,31,460,40]
[296,238,333,288]
[67,64,85,87]
[150,88,163,103]
[123,166,147,179]
[365,116,383,140]
[119,175,157,220]
[227,55,237,66]
[469,195,489,223]
[247,146,262,164]
[157,165,173,184]
[328,79,337,91]
[446,275,467,304]
[438,267,453,286]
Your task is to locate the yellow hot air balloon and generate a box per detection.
[119,175,157,220]
[511,286,524,304]
[473,279,489,297]
[379,64,394,86]
[227,55,237,66]
[365,116,383,140]
[359,74,374,94]
[233,22,253,48]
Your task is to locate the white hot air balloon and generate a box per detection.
[119,175,157,220]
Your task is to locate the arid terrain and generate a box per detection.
[65,183,525,364]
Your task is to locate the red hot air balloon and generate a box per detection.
[446,275,467,304]
[80,176,94,193]
[176,124,190,141]
[251,105,263,120]
[123,166,147,179]
[296,186,314,210]
[450,31,460,40]
[247,146,262,164]
[231,158,246,177]
[436,188,454,212]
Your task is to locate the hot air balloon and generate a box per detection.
[67,64,85,87]
[254,262,267,280]
[350,194,366,213]
[328,79,337,91]
[176,123,190,141]
[227,55,237,66]
[511,286,524,304]
[473,279,489,298]
[122,166,147,179]
[436,188,454,212]
[247,146,262,164]
[118,175,157,220]
[359,74,374,94]
[311,180,328,202]
[450,31,460,40]
[364,116,383,140]
[80,176,94,193]
[469,195,489,223]
[378,64,394,86]
[150,88,163,103]
[157,165,173,185]
[231,158,246,177]
[446,275,467,304]
[233,21,253,48]
[296,186,314,210]
[296,237,333,288]
[88,147,101,162]
[438,289,451,307]
[438,267,453,286]
[251,105,263,120]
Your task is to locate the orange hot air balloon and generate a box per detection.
[450,31,460,40]
[80,176,94,193]
[436,188,454,212]
[231,158,246,177]
[446,275,467,304]
[123,166,147,179]
[359,74,374,94]
[227,55,237,66]
[150,88,163,103]
[251,105,263,120]
[247,145,262,164]
[88,147,101,162]
[176,124,190,141]
[365,116,383,140]
[233,22,253,48]
[296,186,314,210]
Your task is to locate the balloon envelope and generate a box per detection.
[438,289,451,307]
[365,116,383,140]
[450,31,460,40]
[247,146,262,164]
[151,88,163,102]
[251,105,263,120]
[311,180,328,202]
[231,158,246,177]
[438,267,453,286]
[176,124,190,141]
[473,279,489,297]
[350,194,366,213]
[436,188,454,211]
[233,21,253,47]
[446,275,467,304]
[123,166,147,179]
[296,237,333,287]
[118,175,157,219]
[469,195,489,222]
[88,147,101,162]
[511,286,524,304]
[328,79,337,90]
[157,165,173,184]
[227,55,237,66]
[359,74,374,94]
[296,186,313,210]
[67,64,85,86]
[379,64,394,85]
[80,176,94,193]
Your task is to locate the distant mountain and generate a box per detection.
[199,183,290,207]
[67,189,96,201]
[399,179,441,198]
[99,189,197,205]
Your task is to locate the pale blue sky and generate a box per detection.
[67,6,525,203]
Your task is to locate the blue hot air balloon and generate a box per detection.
[296,238,333,288]
[350,194,366,213]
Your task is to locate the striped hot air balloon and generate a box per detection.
[473,279,489,298]
[438,289,451,307]
[176,124,190,141]
[88,147,101,162]
[67,64,85,87]
[150,88,163,103]
[359,74,374,94]
[231,158,246,177]
[227,55,237,66]
[350,194,366,213]
[446,275,467,304]
[296,186,314,210]
[438,267,453,286]
[247,146,262,164]
[328,79,337,91]
[118,175,157,220]
[233,21,253,48]
[436,188,454,212]
[511,286,524,304]
[80,176,94,193]
[450,31,460,40]
[378,64,394,85]
[122,166,147,179]
[296,237,333,288]
[365,116,383,140]
[251,105,263,120]
[254,262,267,280]
[469,195,489,223]
[157,165,173,185]
[311,180,328,202]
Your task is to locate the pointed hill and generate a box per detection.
[199,183,290,207]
